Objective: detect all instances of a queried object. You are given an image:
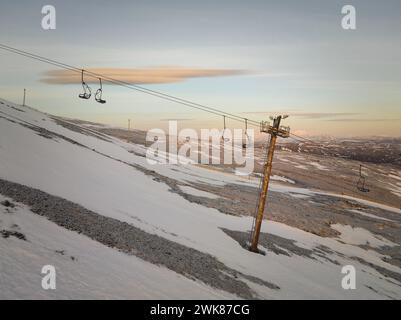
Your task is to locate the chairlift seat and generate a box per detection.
[96,98,106,104]
[95,89,106,104]
[79,93,91,100]
[95,78,106,104]
[78,71,92,100]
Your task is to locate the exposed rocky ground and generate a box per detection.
[1,103,400,299]
[279,139,401,166]
[65,118,401,274]
[0,178,279,299]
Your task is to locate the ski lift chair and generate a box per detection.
[357,165,370,192]
[221,116,230,142]
[95,78,106,104]
[78,70,92,100]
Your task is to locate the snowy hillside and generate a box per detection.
[0,97,400,299]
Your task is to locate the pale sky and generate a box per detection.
[0,0,400,137]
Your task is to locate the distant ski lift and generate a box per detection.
[221,116,230,142]
[95,78,106,104]
[78,69,92,100]
[357,164,370,193]
[242,134,250,149]
[243,118,249,149]
[221,134,230,143]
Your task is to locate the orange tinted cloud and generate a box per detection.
[42,67,246,85]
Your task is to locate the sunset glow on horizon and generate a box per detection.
[0,0,400,137]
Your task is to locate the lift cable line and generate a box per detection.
[0,44,237,120]
[1,43,377,245]
[0,43,261,127]
[0,43,330,252]
[0,43,299,142]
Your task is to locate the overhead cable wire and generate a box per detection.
[0,43,260,126]
[0,43,325,144]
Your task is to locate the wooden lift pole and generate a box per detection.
[250,115,290,253]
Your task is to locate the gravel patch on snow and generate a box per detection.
[0,178,279,299]
[179,186,220,199]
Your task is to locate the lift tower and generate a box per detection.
[250,115,290,253]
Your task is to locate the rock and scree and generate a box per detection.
[0,178,279,299]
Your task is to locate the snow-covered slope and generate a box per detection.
[0,194,233,299]
[0,98,400,299]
